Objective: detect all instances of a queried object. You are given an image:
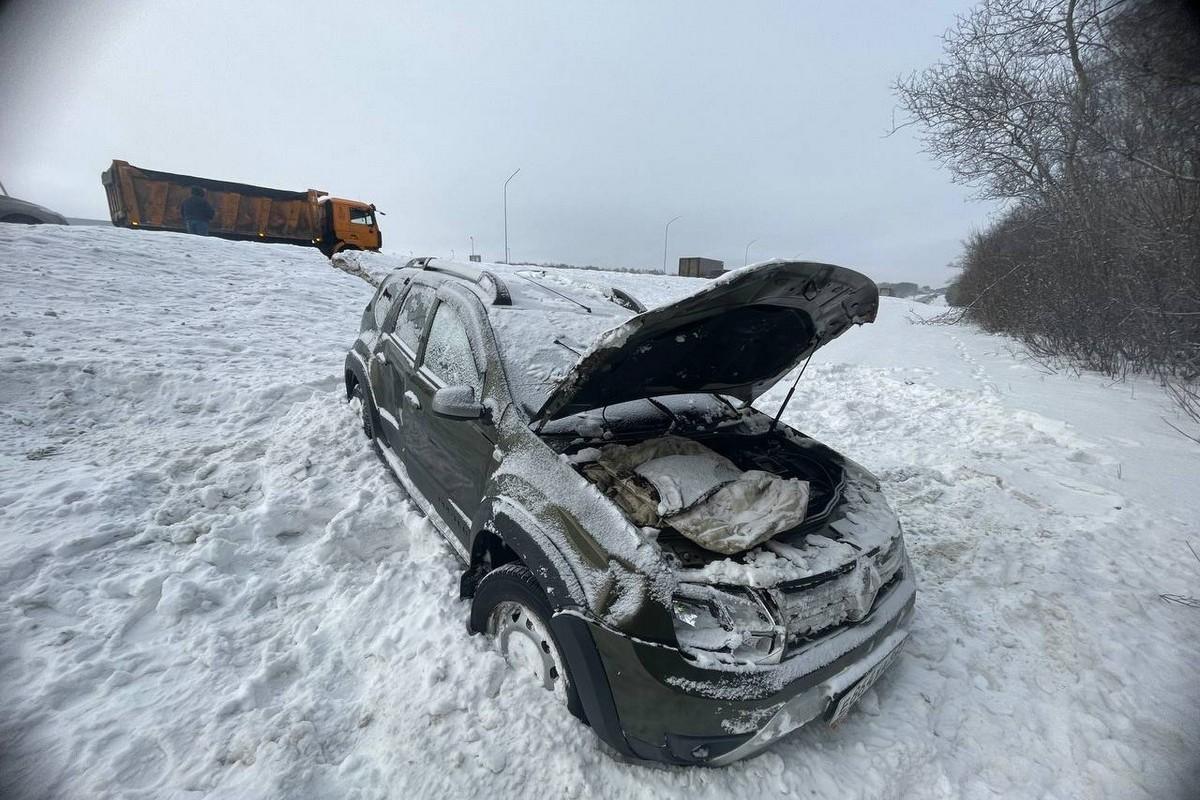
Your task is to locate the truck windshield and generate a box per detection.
[349,208,375,226]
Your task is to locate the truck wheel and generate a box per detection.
[2,214,42,224]
[471,564,584,718]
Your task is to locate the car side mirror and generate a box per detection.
[431,385,484,420]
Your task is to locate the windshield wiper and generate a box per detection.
[517,274,592,313]
[553,336,582,355]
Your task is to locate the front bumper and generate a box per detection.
[551,562,916,766]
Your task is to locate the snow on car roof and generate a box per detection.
[483,269,632,418]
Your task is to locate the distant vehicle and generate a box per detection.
[343,257,915,766]
[101,160,381,257]
[0,181,68,225]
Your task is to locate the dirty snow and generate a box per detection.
[1,226,1198,799]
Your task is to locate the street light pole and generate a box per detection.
[744,238,758,267]
[663,215,681,274]
[503,168,521,264]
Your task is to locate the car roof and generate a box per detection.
[394,258,643,320]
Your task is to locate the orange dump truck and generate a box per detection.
[101,160,381,257]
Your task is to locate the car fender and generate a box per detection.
[470,498,638,758]
[474,496,589,610]
[344,349,369,396]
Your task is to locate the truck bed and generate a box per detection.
[102,160,325,246]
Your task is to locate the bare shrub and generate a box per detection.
[896,0,1200,438]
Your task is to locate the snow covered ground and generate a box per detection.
[1,225,1197,799]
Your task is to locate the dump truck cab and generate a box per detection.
[321,198,382,255]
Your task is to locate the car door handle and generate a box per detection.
[404,390,421,409]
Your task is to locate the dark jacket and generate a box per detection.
[181,195,215,222]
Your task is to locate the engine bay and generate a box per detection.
[562,429,847,567]
[572,435,811,554]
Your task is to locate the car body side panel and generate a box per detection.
[390,287,500,545]
[404,360,497,542]
[377,333,415,450]
[485,431,675,632]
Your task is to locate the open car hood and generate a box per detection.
[535,260,878,422]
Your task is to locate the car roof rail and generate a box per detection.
[406,257,512,306]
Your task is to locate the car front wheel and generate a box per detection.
[471,563,583,716]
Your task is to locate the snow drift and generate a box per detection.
[0,226,1197,799]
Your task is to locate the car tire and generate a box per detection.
[349,379,375,440]
[471,563,585,719]
[2,214,42,225]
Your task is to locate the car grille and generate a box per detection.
[775,540,905,650]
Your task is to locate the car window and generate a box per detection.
[423,303,480,389]
[373,285,396,328]
[349,207,375,226]
[394,285,435,351]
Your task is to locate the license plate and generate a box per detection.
[827,640,904,726]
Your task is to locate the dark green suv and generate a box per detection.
[343,258,915,765]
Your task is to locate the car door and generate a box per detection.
[403,298,497,545]
[371,282,436,456]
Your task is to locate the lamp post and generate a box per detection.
[744,238,758,267]
[503,168,520,264]
[663,215,681,274]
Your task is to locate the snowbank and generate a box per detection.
[1,226,1197,799]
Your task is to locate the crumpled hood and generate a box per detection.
[535,260,878,421]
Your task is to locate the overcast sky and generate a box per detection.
[0,0,994,284]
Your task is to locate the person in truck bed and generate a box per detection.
[180,187,214,236]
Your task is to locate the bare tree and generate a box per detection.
[897,0,1200,435]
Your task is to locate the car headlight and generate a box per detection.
[671,584,785,666]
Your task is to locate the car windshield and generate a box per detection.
[488,305,619,417]
[484,267,642,418]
